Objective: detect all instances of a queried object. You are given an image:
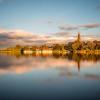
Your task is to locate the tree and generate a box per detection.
[72,41,82,50]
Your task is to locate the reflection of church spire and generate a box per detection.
[77,60,80,72]
[77,61,80,71]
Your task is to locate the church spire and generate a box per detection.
[77,32,81,42]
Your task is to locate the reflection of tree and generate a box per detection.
[77,60,80,72]
[0,51,100,71]
[53,53,100,71]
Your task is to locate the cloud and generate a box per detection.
[80,23,100,29]
[54,32,71,36]
[0,28,71,47]
[58,23,100,31]
[59,25,78,31]
[96,5,100,10]
[0,29,40,47]
[46,20,53,24]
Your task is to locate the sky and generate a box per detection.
[0,0,100,47]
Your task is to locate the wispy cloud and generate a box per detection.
[80,23,100,29]
[58,23,100,31]
[54,32,70,36]
[0,28,68,47]
[46,20,53,24]
[59,25,78,31]
[96,5,100,10]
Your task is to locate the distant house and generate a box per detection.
[23,47,33,54]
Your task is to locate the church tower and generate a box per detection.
[77,32,81,42]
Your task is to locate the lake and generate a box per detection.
[0,53,100,100]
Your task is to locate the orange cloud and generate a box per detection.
[0,28,75,47]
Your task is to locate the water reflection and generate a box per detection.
[0,52,100,80]
[0,52,100,99]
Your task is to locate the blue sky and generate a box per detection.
[0,0,100,36]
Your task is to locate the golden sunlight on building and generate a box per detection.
[23,48,33,55]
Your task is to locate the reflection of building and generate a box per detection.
[77,60,80,72]
[23,48,33,55]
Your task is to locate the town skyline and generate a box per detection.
[0,31,100,48]
[0,33,100,55]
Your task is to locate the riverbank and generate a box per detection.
[0,49,100,55]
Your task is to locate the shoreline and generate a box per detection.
[0,49,100,55]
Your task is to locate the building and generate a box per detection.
[77,32,81,42]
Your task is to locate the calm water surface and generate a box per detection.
[0,54,100,100]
